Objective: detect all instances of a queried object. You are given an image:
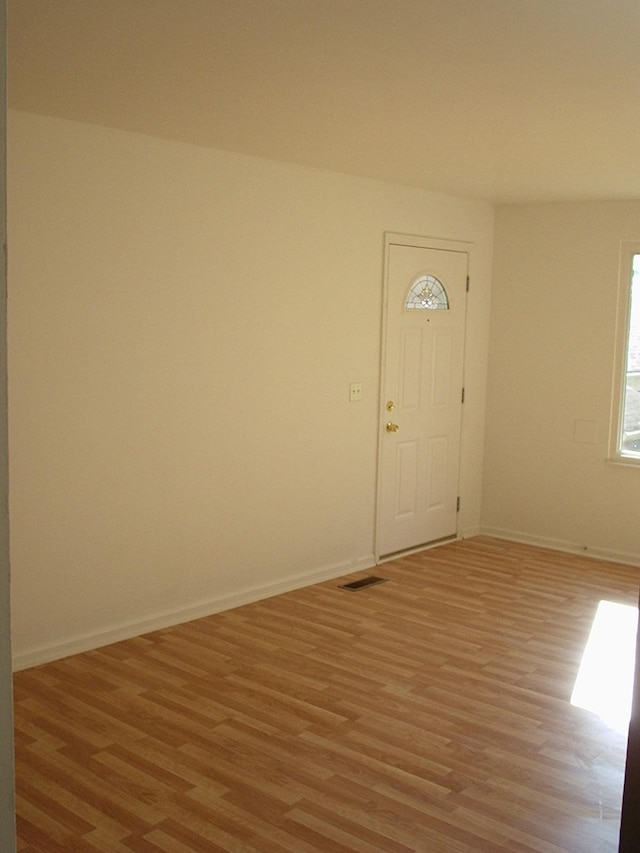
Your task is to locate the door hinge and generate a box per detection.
[461,387,465,403]
[466,275,470,292]
[456,496,461,512]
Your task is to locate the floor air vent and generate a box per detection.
[340,576,387,591]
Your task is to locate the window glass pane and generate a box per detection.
[621,254,640,455]
[405,275,449,310]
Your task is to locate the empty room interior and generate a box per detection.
[3,1,640,851]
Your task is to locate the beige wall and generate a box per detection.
[483,201,640,562]
[1,3,17,848]
[8,111,494,667]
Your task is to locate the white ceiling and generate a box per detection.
[8,0,640,203]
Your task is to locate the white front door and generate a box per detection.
[376,235,468,559]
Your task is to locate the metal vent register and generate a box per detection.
[339,576,387,591]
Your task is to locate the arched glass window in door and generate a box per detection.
[405,274,449,310]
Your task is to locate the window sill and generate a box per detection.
[607,455,640,469]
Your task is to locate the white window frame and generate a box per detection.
[609,241,640,466]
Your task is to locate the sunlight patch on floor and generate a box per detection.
[571,600,638,734]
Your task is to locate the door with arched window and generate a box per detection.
[376,235,469,559]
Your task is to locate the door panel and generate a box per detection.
[376,238,468,558]
[400,329,422,408]
[396,441,418,516]
[426,435,448,510]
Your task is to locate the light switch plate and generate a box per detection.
[349,382,362,402]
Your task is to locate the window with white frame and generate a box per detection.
[611,244,640,461]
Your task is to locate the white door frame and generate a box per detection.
[375,232,471,562]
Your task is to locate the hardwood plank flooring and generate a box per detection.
[12,536,640,851]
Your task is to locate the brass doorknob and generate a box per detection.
[385,422,400,433]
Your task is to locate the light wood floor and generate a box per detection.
[13,537,640,852]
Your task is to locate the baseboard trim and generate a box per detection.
[12,553,376,672]
[481,527,640,569]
